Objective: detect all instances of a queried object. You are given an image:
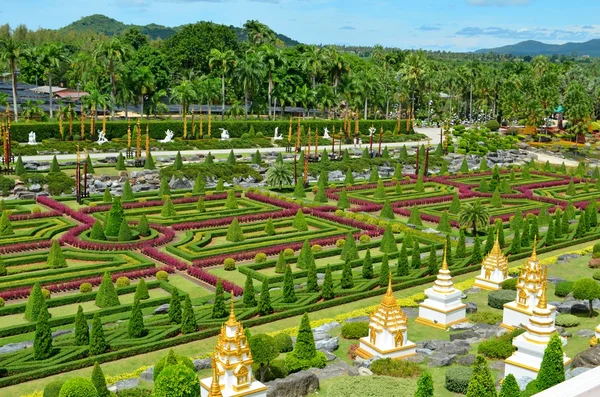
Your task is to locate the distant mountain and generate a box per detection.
[60,14,300,46]
[476,39,600,57]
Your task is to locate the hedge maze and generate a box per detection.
[2,160,600,388]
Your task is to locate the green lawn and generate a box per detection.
[167,275,214,300]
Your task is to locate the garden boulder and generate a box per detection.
[265,371,319,397]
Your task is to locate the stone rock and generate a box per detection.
[193,358,212,370]
[313,321,341,333]
[140,367,154,381]
[554,300,590,315]
[29,183,42,192]
[353,356,377,369]
[428,353,456,367]
[465,302,478,313]
[169,176,192,190]
[575,329,595,338]
[566,366,591,380]
[154,304,169,314]
[416,348,434,356]
[557,254,581,263]
[450,322,475,331]
[456,354,476,366]
[450,323,505,342]
[118,171,129,178]
[547,276,566,284]
[562,331,572,338]
[265,371,319,397]
[315,337,339,352]
[464,287,482,295]
[517,376,534,391]
[573,345,600,368]
[107,378,139,393]
[52,329,73,339]
[93,180,107,190]
[308,361,358,380]
[402,308,418,319]
[358,367,373,376]
[345,316,370,323]
[0,341,33,354]
[320,349,338,362]
[437,343,469,356]
[488,360,505,371]
[404,354,426,364]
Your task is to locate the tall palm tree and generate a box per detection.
[170,79,196,122]
[266,162,293,189]
[401,51,428,111]
[233,51,265,119]
[296,85,316,118]
[0,37,23,121]
[39,43,68,118]
[243,20,276,47]
[300,46,323,90]
[81,86,109,126]
[258,45,286,119]
[21,100,45,121]
[316,84,336,119]
[147,89,169,117]
[93,37,131,118]
[209,49,237,120]
[132,66,155,118]
[324,47,350,95]
[458,200,490,235]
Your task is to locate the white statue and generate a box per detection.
[273,127,283,140]
[368,126,376,137]
[220,128,230,140]
[27,131,38,145]
[323,127,331,140]
[96,131,109,145]
[160,129,174,143]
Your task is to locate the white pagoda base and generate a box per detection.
[474,274,503,291]
[501,301,556,331]
[356,337,416,360]
[200,379,267,397]
[416,287,467,330]
[504,334,571,382]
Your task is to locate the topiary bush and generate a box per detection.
[327,376,417,397]
[116,277,130,288]
[555,314,580,327]
[311,244,323,253]
[284,351,327,373]
[470,311,502,325]
[341,322,369,339]
[359,234,371,244]
[478,338,515,359]
[485,120,500,132]
[79,283,92,293]
[274,333,293,353]
[555,281,574,297]
[501,278,517,290]
[283,248,294,258]
[0,297,4,307]
[445,366,472,394]
[224,258,236,271]
[43,380,64,397]
[41,288,51,300]
[156,270,168,281]
[593,242,600,259]
[154,363,200,397]
[370,358,422,378]
[488,289,515,309]
[58,378,98,397]
[153,350,196,381]
[594,271,600,281]
[254,253,267,263]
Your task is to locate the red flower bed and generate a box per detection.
[9,211,61,221]
[81,193,232,214]
[60,223,175,251]
[142,247,189,271]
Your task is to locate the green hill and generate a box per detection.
[59,14,300,46]
[476,39,600,57]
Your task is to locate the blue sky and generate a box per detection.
[5,0,600,51]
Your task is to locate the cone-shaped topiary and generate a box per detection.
[283,265,297,303]
[373,180,386,200]
[536,333,566,391]
[117,218,133,242]
[252,149,262,164]
[212,279,228,318]
[86,154,95,174]
[227,149,236,166]
[381,199,395,219]
[521,220,530,247]
[49,155,60,173]
[322,265,334,300]
[369,166,380,183]
[341,232,359,261]
[290,313,317,360]
[102,187,112,202]
[159,177,171,197]
[205,152,214,165]
[397,243,409,276]
[181,295,197,334]
[104,196,124,237]
[293,209,308,231]
[115,152,126,170]
[362,249,373,279]
[168,288,182,324]
[345,169,355,185]
[258,278,273,315]
[465,355,496,397]
[479,157,489,171]
[449,193,461,214]
[499,374,520,397]
[0,258,8,276]
[395,181,403,195]
[491,188,502,208]
[264,218,275,236]
[47,240,66,269]
[128,298,145,338]
[479,178,489,193]
[243,273,257,307]
[92,362,110,397]
[510,228,521,255]
[144,150,156,170]
[337,189,350,209]
[275,251,286,274]
[89,313,108,355]
[415,371,434,397]
[25,282,46,322]
[437,210,451,232]
[484,227,494,255]
[380,224,398,253]
[427,245,438,275]
[306,259,318,293]
[415,175,425,192]
[393,163,403,179]
[121,180,134,201]
[408,206,423,226]
[193,173,205,194]
[173,151,183,170]
[456,230,467,258]
[0,210,13,236]
[137,215,150,237]
[545,217,555,246]
[14,155,24,175]
[314,179,328,203]
[225,189,238,209]
[379,254,390,287]
[34,308,53,360]
[293,179,306,198]
[161,197,176,217]
[340,259,354,289]
[196,196,206,213]
[226,218,245,242]
[134,278,149,300]
[460,157,469,173]
[411,241,422,269]
[471,236,482,265]
[95,272,120,308]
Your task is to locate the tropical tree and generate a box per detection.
[0,36,22,121]
[170,79,196,122]
[209,48,237,120]
[93,37,131,118]
[131,66,155,118]
[266,162,293,189]
[39,43,68,119]
[458,200,490,235]
[233,51,264,119]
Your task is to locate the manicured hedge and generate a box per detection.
[488,289,515,309]
[445,366,472,394]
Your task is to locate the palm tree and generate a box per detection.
[21,100,45,121]
[266,162,293,189]
[226,101,245,120]
[209,49,237,121]
[93,37,131,118]
[0,36,23,121]
[243,20,276,46]
[233,51,265,119]
[132,66,155,118]
[81,86,109,131]
[300,46,323,90]
[458,200,490,235]
[316,84,336,119]
[324,47,350,95]
[170,79,196,122]
[147,89,169,117]
[39,43,68,119]
[296,85,316,118]
[258,45,286,119]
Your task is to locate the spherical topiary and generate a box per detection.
[555,314,580,327]
[156,270,169,281]
[116,277,131,288]
[79,283,92,293]
[0,297,4,307]
[41,288,51,300]
[58,377,98,397]
[254,253,267,263]
[555,281,574,298]
[283,248,294,258]
[43,380,64,397]
[311,244,323,253]
[501,278,517,290]
[485,120,500,132]
[336,239,345,248]
[224,258,236,271]
[359,234,371,244]
[274,333,293,353]
[32,206,41,214]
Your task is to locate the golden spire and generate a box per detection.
[226,290,237,326]
[208,352,223,397]
[382,273,396,307]
[537,283,548,310]
[442,244,448,271]
[530,236,538,262]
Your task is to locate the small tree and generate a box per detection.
[381,199,395,219]
[134,278,150,300]
[293,179,306,198]
[306,260,318,293]
[314,173,328,203]
[427,244,438,275]
[460,157,469,173]
[205,152,214,165]
[499,374,521,397]
[397,243,409,276]
[337,189,350,210]
[212,279,228,318]
[144,150,155,170]
[536,333,566,392]
[258,278,273,315]
[456,230,467,258]
[49,155,61,173]
[471,236,482,265]
[252,149,262,164]
[249,334,279,382]
[14,155,24,175]
[168,288,182,324]
[414,371,434,397]
[573,278,600,317]
[243,273,257,306]
[121,180,135,201]
[226,218,245,242]
[193,173,205,194]
[341,232,359,261]
[25,283,46,322]
[546,218,555,246]
[34,308,53,360]
[154,363,200,397]
[159,177,171,197]
[340,259,354,289]
[411,241,422,269]
[449,193,461,213]
[408,206,423,226]
[291,313,317,360]
[264,218,275,236]
[74,305,89,346]
[275,251,286,273]
[380,224,398,253]
[104,196,124,237]
[379,254,390,287]
[90,220,106,241]
[0,210,13,236]
[227,149,236,165]
[509,228,521,255]
[322,265,334,299]
[491,188,502,208]
[89,313,108,355]
[484,227,494,255]
[117,218,133,242]
[345,169,355,185]
[293,209,308,231]
[181,295,197,334]
[161,197,177,217]
[225,189,238,209]
[370,167,381,184]
[137,215,150,237]
[46,240,66,269]
[102,187,112,202]
[174,151,183,170]
[283,265,297,302]
[297,240,315,270]
[362,249,373,279]
[415,175,425,192]
[374,180,385,200]
[95,272,120,308]
[91,362,110,397]
[437,211,451,233]
[128,298,145,338]
[465,355,496,397]
[115,152,126,170]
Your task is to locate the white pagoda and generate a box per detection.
[355,275,416,360]
[200,295,267,397]
[415,246,467,329]
[504,284,571,383]
[501,239,556,330]
[474,233,509,290]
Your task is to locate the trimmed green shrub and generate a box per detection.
[327,376,417,397]
[134,279,149,300]
[488,289,514,309]
[117,218,133,242]
[293,209,308,231]
[226,218,245,242]
[224,258,236,271]
[283,248,294,258]
[285,313,327,372]
[311,244,322,253]
[156,270,168,281]
[243,273,257,307]
[104,197,124,237]
[573,278,600,317]
[283,265,297,303]
[95,272,120,308]
[181,295,197,334]
[370,358,422,378]
[478,338,515,359]
[415,372,434,397]
[137,215,150,237]
[46,241,66,269]
[154,363,200,397]
[258,278,273,315]
[470,311,502,325]
[501,278,517,290]
[264,218,275,236]
[116,277,131,288]
[536,333,566,392]
[41,288,51,300]
[341,322,369,339]
[555,314,580,327]
[445,366,472,394]
[79,283,93,294]
[25,283,46,322]
[341,232,359,261]
[168,288,182,324]
[58,378,98,397]
[159,177,171,197]
[128,298,145,338]
[34,309,53,360]
[89,313,108,355]
[90,220,106,241]
[594,271,600,280]
[153,349,196,381]
[274,333,293,353]
[555,281,574,298]
[161,197,176,217]
[255,253,267,263]
[43,380,64,397]
[322,265,334,300]
[0,210,13,236]
[593,242,600,259]
[225,189,238,209]
[91,362,110,397]
[74,305,89,346]
[499,374,521,397]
